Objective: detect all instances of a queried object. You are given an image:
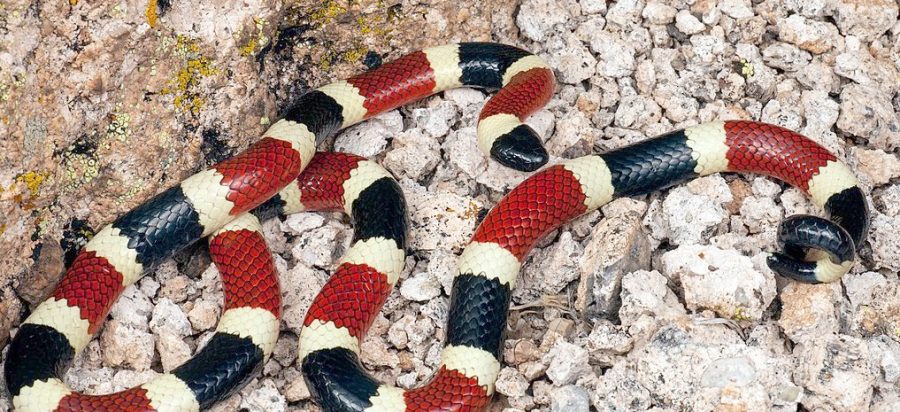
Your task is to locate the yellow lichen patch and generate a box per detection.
[160,37,219,115]
[62,152,101,192]
[740,59,755,78]
[356,14,389,37]
[732,307,751,321]
[116,182,146,205]
[146,0,158,28]
[105,109,131,143]
[239,17,269,57]
[318,51,335,70]
[14,171,50,197]
[239,38,258,57]
[310,0,347,24]
[344,45,368,62]
[0,81,10,102]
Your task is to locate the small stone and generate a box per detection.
[280,264,326,333]
[384,129,441,181]
[517,0,571,42]
[550,385,590,412]
[778,14,840,54]
[576,206,650,317]
[793,334,875,411]
[156,331,191,372]
[642,3,677,25]
[739,195,783,234]
[830,0,899,42]
[149,298,192,337]
[871,393,900,412]
[852,148,900,186]
[108,286,154,330]
[187,298,219,331]
[100,319,155,371]
[591,32,637,78]
[777,283,841,342]
[834,39,900,88]
[614,95,662,129]
[544,340,592,386]
[718,0,754,19]
[762,42,811,72]
[443,88,485,111]
[837,84,900,151]
[699,357,756,387]
[580,0,607,15]
[619,270,686,328]
[606,0,644,27]
[801,89,840,137]
[403,180,484,251]
[662,245,775,321]
[506,339,541,366]
[496,367,529,397]
[877,182,900,215]
[360,337,400,369]
[546,33,597,85]
[334,111,402,157]
[158,275,194,303]
[675,10,706,34]
[652,185,729,246]
[400,271,442,302]
[411,100,458,140]
[240,379,287,412]
[844,272,900,336]
[548,110,598,159]
[870,213,900,272]
[283,369,311,402]
[290,221,345,268]
[585,320,633,367]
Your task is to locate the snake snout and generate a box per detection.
[489,124,549,172]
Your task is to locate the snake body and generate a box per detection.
[3,43,869,411]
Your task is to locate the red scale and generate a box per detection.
[53,251,125,334]
[215,138,304,214]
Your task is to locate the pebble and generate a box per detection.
[544,340,592,386]
[496,367,530,397]
[852,147,900,186]
[517,0,571,42]
[836,84,900,151]
[793,334,875,411]
[550,385,591,412]
[399,270,442,302]
[675,10,706,35]
[778,283,841,342]
[830,0,899,41]
[651,184,729,246]
[869,213,900,272]
[642,3,678,25]
[662,245,776,321]
[240,379,287,412]
[778,14,841,54]
[576,202,650,317]
[334,110,403,157]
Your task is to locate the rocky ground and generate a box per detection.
[1,0,899,411]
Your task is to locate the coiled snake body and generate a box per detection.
[4,43,869,411]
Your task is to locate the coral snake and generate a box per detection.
[3,43,869,411]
